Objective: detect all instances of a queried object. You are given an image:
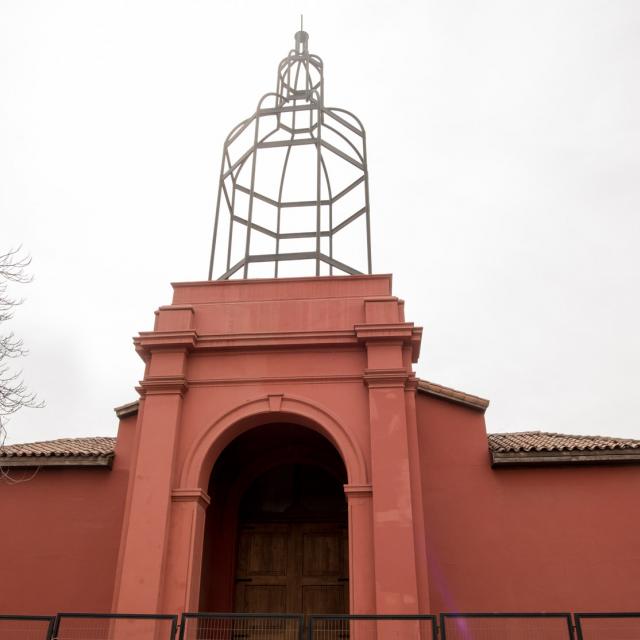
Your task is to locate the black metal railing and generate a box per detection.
[0,615,55,640]
[575,612,640,640]
[2,610,639,639]
[179,613,304,640]
[51,613,178,640]
[308,615,437,640]
[440,612,574,639]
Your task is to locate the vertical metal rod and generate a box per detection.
[242,114,261,278]
[208,149,228,279]
[362,132,373,274]
[225,150,236,272]
[319,147,333,275]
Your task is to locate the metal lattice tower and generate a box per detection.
[208,29,372,280]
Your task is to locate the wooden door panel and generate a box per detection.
[302,532,342,577]
[237,528,289,577]
[238,584,288,613]
[301,585,347,615]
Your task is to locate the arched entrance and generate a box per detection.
[199,423,349,615]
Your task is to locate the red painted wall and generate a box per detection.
[0,416,134,615]
[416,393,640,612]
[2,275,640,616]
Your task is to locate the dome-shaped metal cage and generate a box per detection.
[208,30,372,280]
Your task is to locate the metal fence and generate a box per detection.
[0,616,55,640]
[575,613,640,640]
[179,613,303,640]
[2,611,639,640]
[440,613,574,640]
[308,615,437,640]
[51,613,178,640]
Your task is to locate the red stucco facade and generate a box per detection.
[1,275,639,617]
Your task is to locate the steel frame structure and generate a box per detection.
[208,30,372,280]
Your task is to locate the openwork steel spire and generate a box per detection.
[208,30,372,280]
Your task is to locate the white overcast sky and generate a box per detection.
[1,0,639,444]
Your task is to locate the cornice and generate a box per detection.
[194,329,358,351]
[138,375,188,396]
[354,323,422,361]
[135,331,198,363]
[363,368,410,388]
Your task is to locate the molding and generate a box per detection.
[138,375,188,396]
[195,329,358,351]
[354,323,422,361]
[491,449,640,467]
[0,456,113,469]
[134,331,198,362]
[114,400,139,419]
[363,368,410,388]
[343,483,373,497]
[171,488,211,508]
[416,379,489,412]
[188,374,363,387]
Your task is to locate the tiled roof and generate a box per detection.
[489,431,640,466]
[0,437,116,467]
[489,431,640,452]
[416,379,489,411]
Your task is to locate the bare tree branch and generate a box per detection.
[0,247,44,483]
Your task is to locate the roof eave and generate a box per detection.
[491,449,640,467]
[416,379,489,412]
[0,455,114,469]
[114,400,139,419]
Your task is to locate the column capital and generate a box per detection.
[344,483,373,497]
[138,375,188,397]
[171,488,211,509]
[363,368,409,389]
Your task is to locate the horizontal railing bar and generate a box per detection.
[309,614,437,620]
[54,613,178,620]
[441,612,573,618]
[182,612,304,619]
[0,615,55,620]
[574,612,640,617]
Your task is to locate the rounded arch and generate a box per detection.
[180,394,368,490]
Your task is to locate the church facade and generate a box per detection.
[2,273,640,621]
[2,29,640,636]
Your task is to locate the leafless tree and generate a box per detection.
[0,247,44,481]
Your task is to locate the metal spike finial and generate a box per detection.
[208,30,372,280]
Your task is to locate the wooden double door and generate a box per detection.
[234,521,349,615]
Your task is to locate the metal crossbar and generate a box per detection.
[0,615,55,640]
[308,614,438,640]
[51,613,178,640]
[179,613,304,640]
[574,612,640,640]
[440,613,574,640]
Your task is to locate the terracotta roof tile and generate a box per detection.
[488,431,640,453]
[0,437,116,459]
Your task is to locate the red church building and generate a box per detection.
[1,30,639,640]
